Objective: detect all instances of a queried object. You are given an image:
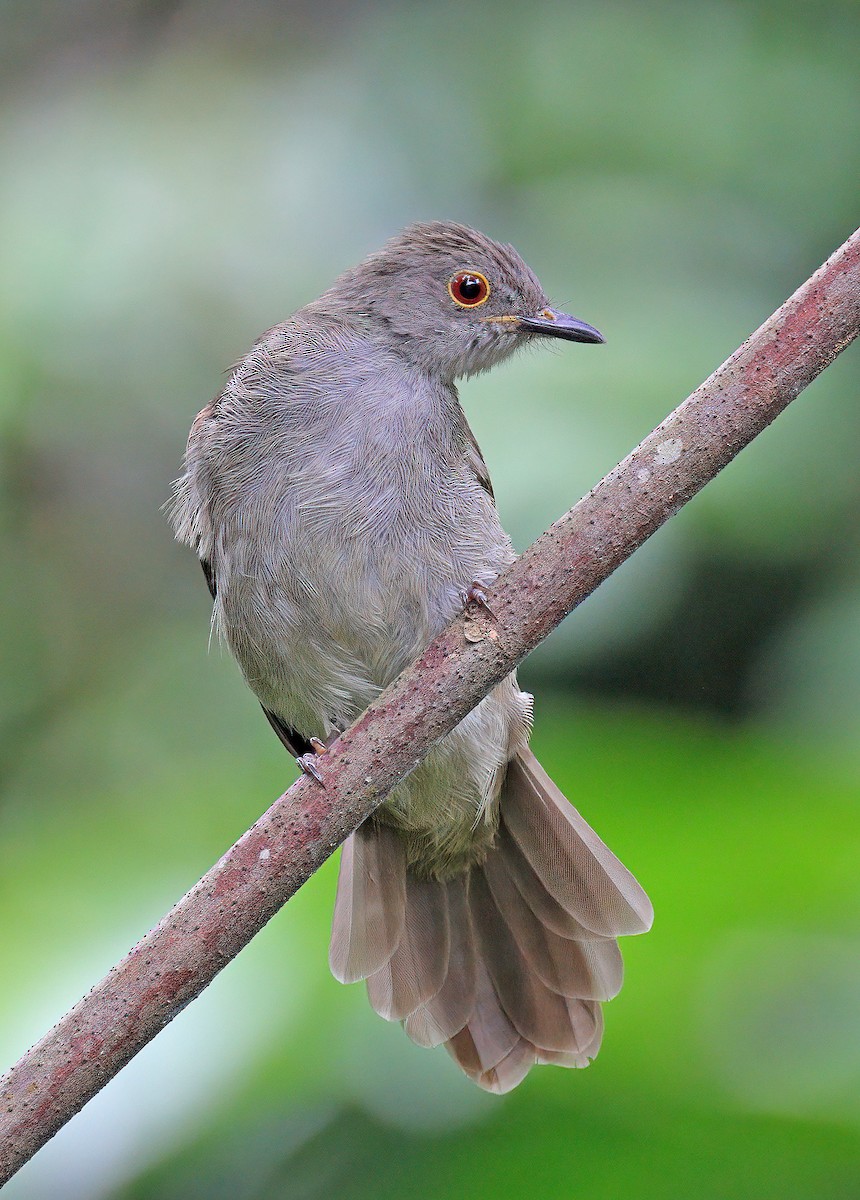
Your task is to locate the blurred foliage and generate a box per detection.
[1,1,859,1197]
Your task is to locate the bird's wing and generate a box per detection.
[260,707,313,758]
[198,556,312,760]
[173,387,313,762]
[462,414,495,501]
[201,555,217,601]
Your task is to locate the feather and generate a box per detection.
[330,747,648,1089]
[329,820,407,984]
[501,749,653,937]
[537,1006,605,1068]
[404,875,476,1047]
[470,869,600,1055]
[444,956,520,1077]
[482,849,623,1001]
[498,823,610,940]
[260,705,313,759]
[366,871,450,1020]
[476,1038,535,1094]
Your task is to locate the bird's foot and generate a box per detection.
[297,752,325,784]
[298,730,340,783]
[462,581,496,619]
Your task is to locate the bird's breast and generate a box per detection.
[213,362,514,727]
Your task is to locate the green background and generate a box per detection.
[1,2,859,1197]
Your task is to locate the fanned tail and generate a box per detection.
[328,747,652,1093]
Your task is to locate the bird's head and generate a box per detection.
[322,220,604,381]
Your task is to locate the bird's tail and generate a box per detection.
[329,747,652,1093]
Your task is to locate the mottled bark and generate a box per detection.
[2,226,858,1183]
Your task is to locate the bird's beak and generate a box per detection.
[517,307,605,344]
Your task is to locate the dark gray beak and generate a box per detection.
[518,307,605,344]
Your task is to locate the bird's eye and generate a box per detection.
[448,270,490,308]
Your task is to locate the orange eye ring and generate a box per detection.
[448,270,491,308]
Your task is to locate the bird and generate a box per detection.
[170,221,652,1093]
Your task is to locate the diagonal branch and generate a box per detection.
[2,227,859,1184]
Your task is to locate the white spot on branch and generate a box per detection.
[653,438,683,465]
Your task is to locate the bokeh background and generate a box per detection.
[1,2,859,1197]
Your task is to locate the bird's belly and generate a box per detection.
[215,467,528,874]
[221,478,511,732]
[377,674,533,878]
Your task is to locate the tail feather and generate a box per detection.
[537,1005,605,1068]
[502,749,654,937]
[498,824,612,940]
[328,748,651,1092]
[404,876,476,1047]
[472,1037,536,1095]
[482,847,624,1001]
[444,957,520,1076]
[329,820,406,984]
[366,872,450,1020]
[470,869,600,1055]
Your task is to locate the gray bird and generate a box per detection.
[170,221,652,1093]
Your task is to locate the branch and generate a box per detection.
[2,227,859,1183]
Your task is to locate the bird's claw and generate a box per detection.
[299,730,340,783]
[298,752,325,784]
[463,582,496,619]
